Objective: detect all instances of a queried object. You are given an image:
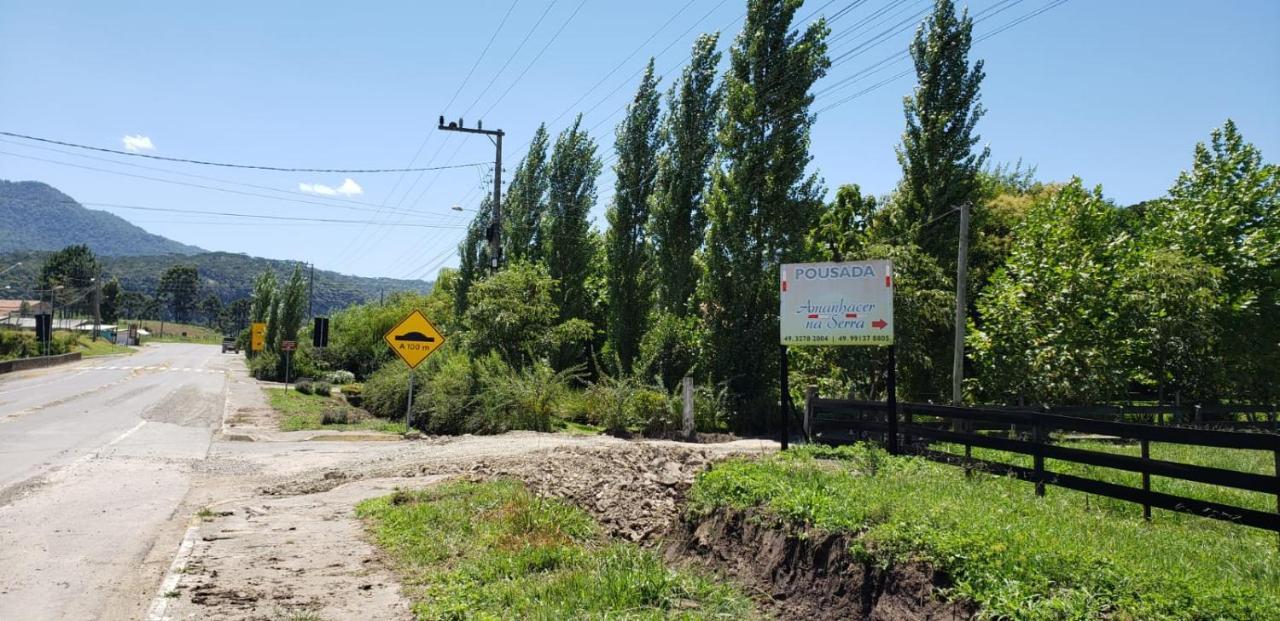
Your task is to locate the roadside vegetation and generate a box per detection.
[265,387,405,434]
[357,480,754,620]
[689,445,1280,620]
[72,334,134,357]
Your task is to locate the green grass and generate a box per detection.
[73,336,134,357]
[933,439,1277,516]
[558,420,604,436]
[265,388,406,434]
[689,444,1280,621]
[357,480,755,620]
[134,320,222,344]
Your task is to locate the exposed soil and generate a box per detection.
[665,507,975,621]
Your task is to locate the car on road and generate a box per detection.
[221,337,239,354]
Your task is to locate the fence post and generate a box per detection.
[1141,438,1152,521]
[804,385,816,443]
[682,377,695,441]
[1033,414,1046,497]
[886,344,898,455]
[779,345,789,451]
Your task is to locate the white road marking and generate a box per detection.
[145,522,200,621]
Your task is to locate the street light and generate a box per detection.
[450,205,463,212]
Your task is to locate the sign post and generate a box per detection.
[281,340,297,390]
[780,260,896,451]
[383,310,446,431]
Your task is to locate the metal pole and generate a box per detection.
[308,263,314,319]
[887,344,898,455]
[492,132,502,271]
[92,277,101,342]
[406,372,415,431]
[779,345,789,451]
[285,350,291,391]
[952,202,970,405]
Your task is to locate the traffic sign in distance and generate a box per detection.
[250,322,267,351]
[312,317,330,348]
[281,340,297,352]
[383,309,445,369]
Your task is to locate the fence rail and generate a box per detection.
[804,395,1280,534]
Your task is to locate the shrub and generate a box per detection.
[313,381,333,396]
[411,350,477,434]
[586,375,638,434]
[249,351,281,381]
[559,390,595,425]
[637,312,702,390]
[321,408,367,425]
[362,362,414,420]
[326,370,356,385]
[340,383,364,407]
[631,387,677,434]
[482,359,582,433]
[693,383,733,432]
[294,379,314,395]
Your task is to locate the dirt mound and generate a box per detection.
[666,507,974,621]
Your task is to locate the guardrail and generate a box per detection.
[0,352,83,374]
[805,396,1280,534]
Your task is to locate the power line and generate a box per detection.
[76,201,467,228]
[0,130,489,173]
[0,137,472,220]
[0,149,461,220]
[478,0,591,121]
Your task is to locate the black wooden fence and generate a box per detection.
[803,395,1280,534]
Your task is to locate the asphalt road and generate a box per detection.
[0,343,233,620]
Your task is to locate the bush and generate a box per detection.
[637,312,702,390]
[477,358,581,433]
[585,375,638,434]
[295,379,314,395]
[693,383,732,432]
[631,386,677,434]
[411,350,477,434]
[326,370,356,385]
[341,383,363,407]
[249,351,281,381]
[362,363,414,420]
[313,381,333,396]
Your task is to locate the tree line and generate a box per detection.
[425,0,1277,431]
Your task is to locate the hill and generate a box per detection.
[0,250,430,316]
[0,180,203,256]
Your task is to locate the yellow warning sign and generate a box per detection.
[251,322,267,351]
[383,309,445,369]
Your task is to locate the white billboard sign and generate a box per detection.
[780,260,894,346]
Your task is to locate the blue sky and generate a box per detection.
[1,0,1277,280]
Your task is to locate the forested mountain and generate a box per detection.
[0,249,430,316]
[0,180,203,255]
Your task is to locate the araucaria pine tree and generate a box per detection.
[702,0,829,430]
[651,33,722,316]
[605,60,661,374]
[897,0,988,267]
[503,124,551,263]
[543,115,602,350]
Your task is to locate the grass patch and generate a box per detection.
[265,388,405,434]
[933,439,1277,516]
[357,480,754,620]
[135,320,222,344]
[73,336,134,357]
[558,420,604,436]
[689,444,1280,621]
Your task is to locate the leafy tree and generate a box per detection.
[1120,248,1222,403]
[896,0,988,268]
[543,115,602,361]
[157,264,200,323]
[650,33,722,316]
[224,298,251,334]
[700,0,829,430]
[970,180,1129,404]
[807,184,877,262]
[454,196,492,318]
[326,290,433,379]
[1144,120,1279,402]
[199,293,223,329]
[38,244,100,317]
[605,60,661,374]
[118,290,151,320]
[503,124,551,262]
[276,265,307,348]
[249,270,277,354]
[462,261,590,369]
[99,277,121,324]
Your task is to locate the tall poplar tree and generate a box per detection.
[651,33,722,316]
[701,0,829,430]
[454,196,493,318]
[503,124,551,262]
[897,0,988,268]
[543,115,602,335]
[605,60,661,373]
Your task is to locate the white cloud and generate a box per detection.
[122,134,155,152]
[299,178,363,197]
[336,178,363,196]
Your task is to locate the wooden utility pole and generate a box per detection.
[952,202,971,405]
[438,116,503,272]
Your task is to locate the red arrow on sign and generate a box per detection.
[871,319,887,329]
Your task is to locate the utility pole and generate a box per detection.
[92,277,102,342]
[438,115,504,272]
[308,262,315,319]
[951,202,971,405]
